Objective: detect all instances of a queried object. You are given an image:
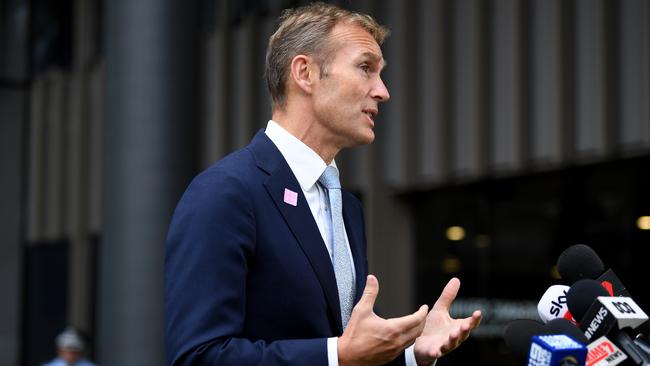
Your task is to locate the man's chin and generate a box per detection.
[353,131,375,147]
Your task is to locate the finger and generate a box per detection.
[392,305,429,346]
[455,312,482,342]
[387,304,428,332]
[466,310,482,330]
[462,312,481,330]
[357,275,380,310]
[441,329,463,354]
[472,310,483,327]
[447,335,461,353]
[450,326,462,343]
[432,277,461,311]
[458,323,472,342]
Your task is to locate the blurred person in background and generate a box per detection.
[43,327,96,366]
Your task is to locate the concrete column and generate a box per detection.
[451,0,486,181]
[0,0,30,364]
[491,0,524,174]
[0,89,25,366]
[530,0,564,167]
[100,0,197,364]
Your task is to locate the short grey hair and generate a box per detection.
[56,327,85,351]
[264,2,389,110]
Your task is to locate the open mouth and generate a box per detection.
[362,109,378,120]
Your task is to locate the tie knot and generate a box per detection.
[318,166,341,189]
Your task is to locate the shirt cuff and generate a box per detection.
[330,337,437,366]
[327,337,339,366]
[406,344,437,366]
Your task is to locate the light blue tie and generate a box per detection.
[319,166,355,329]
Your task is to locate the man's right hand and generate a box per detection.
[338,275,428,366]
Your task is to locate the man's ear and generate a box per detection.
[289,54,317,95]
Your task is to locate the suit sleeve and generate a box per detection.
[165,170,328,366]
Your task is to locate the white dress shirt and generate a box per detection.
[265,120,425,366]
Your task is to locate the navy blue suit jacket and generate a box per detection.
[165,131,404,365]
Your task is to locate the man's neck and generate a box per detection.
[271,109,340,165]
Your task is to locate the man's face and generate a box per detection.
[58,347,82,364]
[310,23,390,149]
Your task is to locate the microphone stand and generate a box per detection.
[634,334,650,359]
[615,331,650,365]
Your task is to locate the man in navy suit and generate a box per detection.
[165,3,482,365]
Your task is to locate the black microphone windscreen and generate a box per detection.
[557,244,605,284]
[544,318,589,344]
[504,319,546,359]
[567,279,610,321]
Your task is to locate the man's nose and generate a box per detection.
[371,78,390,102]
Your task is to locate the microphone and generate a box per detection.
[546,318,589,344]
[557,244,606,284]
[546,316,628,365]
[556,244,629,297]
[567,279,648,340]
[567,279,650,365]
[504,318,588,365]
[566,279,611,325]
[528,334,587,366]
[504,319,547,360]
[559,244,648,339]
[586,336,629,366]
[504,317,624,365]
[539,285,575,323]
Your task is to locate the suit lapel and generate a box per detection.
[248,131,344,333]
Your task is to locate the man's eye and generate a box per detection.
[360,64,370,73]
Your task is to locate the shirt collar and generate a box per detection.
[265,120,337,191]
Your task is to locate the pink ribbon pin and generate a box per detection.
[283,188,298,206]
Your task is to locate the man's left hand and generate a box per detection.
[413,277,482,365]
